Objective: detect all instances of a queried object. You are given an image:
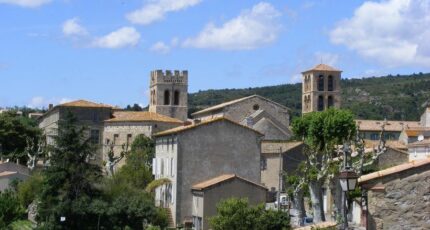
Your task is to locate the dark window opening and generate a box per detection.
[370,133,379,140]
[90,130,100,144]
[328,75,334,91]
[318,95,324,111]
[253,104,260,110]
[164,90,170,105]
[318,75,324,91]
[328,96,334,108]
[174,91,180,105]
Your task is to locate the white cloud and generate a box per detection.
[0,0,51,8]
[92,27,141,49]
[314,52,339,67]
[62,18,87,37]
[150,41,170,54]
[126,0,202,25]
[330,0,430,67]
[183,2,281,50]
[28,96,73,108]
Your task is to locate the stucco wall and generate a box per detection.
[377,148,409,169]
[198,178,267,230]
[176,120,262,226]
[364,164,430,229]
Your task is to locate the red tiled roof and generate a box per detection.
[105,111,183,124]
[192,174,267,191]
[302,64,341,73]
[356,119,421,132]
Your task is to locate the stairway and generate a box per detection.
[164,207,175,228]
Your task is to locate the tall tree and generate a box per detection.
[37,112,102,229]
[291,108,356,223]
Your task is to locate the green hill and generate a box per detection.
[189,72,430,121]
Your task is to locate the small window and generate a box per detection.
[327,96,334,108]
[260,156,267,170]
[113,134,119,144]
[253,104,260,110]
[90,130,100,144]
[318,75,324,91]
[164,90,170,105]
[126,134,132,145]
[318,95,324,111]
[370,133,379,140]
[328,75,334,91]
[174,91,180,105]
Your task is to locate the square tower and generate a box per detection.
[149,70,188,121]
[302,64,341,114]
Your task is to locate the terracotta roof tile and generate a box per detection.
[359,158,430,184]
[356,119,421,132]
[58,99,115,108]
[192,174,267,191]
[154,117,264,137]
[404,127,430,137]
[302,64,341,73]
[105,111,183,124]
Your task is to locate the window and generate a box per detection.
[318,75,324,91]
[164,90,170,105]
[253,104,260,110]
[170,158,174,176]
[126,134,132,145]
[174,91,180,105]
[161,158,164,175]
[370,133,379,140]
[327,96,334,108]
[90,130,100,144]
[260,156,267,170]
[113,134,119,144]
[328,75,334,91]
[318,95,324,111]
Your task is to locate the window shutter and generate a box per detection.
[152,158,156,175]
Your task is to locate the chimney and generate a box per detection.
[48,104,53,110]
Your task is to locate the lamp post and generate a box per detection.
[339,143,359,230]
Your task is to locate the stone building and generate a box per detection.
[149,70,188,121]
[191,174,267,230]
[38,100,115,164]
[103,111,183,167]
[192,95,291,140]
[152,117,263,227]
[358,158,430,229]
[356,119,421,141]
[301,64,341,114]
[407,140,430,161]
[260,141,304,193]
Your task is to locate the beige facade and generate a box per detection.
[191,174,267,230]
[149,70,188,121]
[302,64,341,114]
[153,118,263,227]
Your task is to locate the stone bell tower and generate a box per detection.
[149,70,188,121]
[302,64,341,114]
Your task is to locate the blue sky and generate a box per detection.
[1,0,429,108]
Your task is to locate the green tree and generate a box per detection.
[0,190,26,228]
[37,112,102,229]
[209,198,290,230]
[17,171,44,207]
[291,108,356,223]
[0,112,40,163]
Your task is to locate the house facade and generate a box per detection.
[152,117,263,227]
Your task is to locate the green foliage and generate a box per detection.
[0,190,26,229]
[0,112,41,162]
[209,198,290,230]
[17,171,44,207]
[145,178,171,194]
[188,73,430,120]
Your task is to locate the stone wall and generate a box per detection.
[364,164,430,229]
[377,147,409,169]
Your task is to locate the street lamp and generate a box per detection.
[339,143,359,230]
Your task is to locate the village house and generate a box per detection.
[152,117,264,227]
[191,174,267,230]
[0,161,30,191]
[358,158,430,229]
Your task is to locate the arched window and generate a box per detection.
[318,75,324,91]
[174,91,180,105]
[164,90,170,105]
[328,96,334,108]
[318,95,324,111]
[328,75,334,91]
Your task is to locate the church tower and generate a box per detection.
[149,70,188,121]
[302,64,341,114]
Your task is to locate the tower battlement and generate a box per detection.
[150,70,188,85]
